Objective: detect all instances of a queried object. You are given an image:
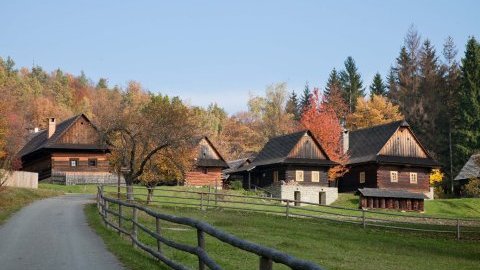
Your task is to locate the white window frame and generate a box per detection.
[359,171,365,184]
[390,171,398,183]
[410,172,418,184]
[273,171,279,182]
[295,170,304,182]
[312,171,320,182]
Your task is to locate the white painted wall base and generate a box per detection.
[264,183,338,205]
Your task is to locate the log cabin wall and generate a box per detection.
[288,134,326,159]
[376,165,430,192]
[51,152,110,173]
[57,116,101,144]
[21,154,52,180]
[378,127,428,158]
[339,164,378,192]
[185,167,222,186]
[284,166,329,186]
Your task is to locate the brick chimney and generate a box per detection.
[47,117,56,138]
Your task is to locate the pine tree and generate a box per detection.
[325,68,348,121]
[386,67,398,103]
[369,73,387,98]
[452,37,480,175]
[300,82,311,113]
[286,90,300,120]
[324,68,341,101]
[340,56,365,112]
[96,78,108,89]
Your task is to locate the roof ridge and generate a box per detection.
[349,120,404,133]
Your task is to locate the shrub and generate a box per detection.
[464,178,480,198]
[228,180,244,190]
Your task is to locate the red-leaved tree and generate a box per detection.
[300,88,349,184]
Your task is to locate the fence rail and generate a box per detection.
[97,186,324,270]
[102,184,480,241]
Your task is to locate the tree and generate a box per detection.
[369,73,387,97]
[324,69,348,121]
[300,89,348,183]
[452,37,480,176]
[285,90,300,120]
[346,95,403,130]
[299,82,311,114]
[96,78,108,89]
[340,56,365,112]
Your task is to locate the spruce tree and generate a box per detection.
[324,68,341,101]
[340,56,365,112]
[300,82,311,113]
[369,73,387,98]
[452,37,480,175]
[286,90,300,120]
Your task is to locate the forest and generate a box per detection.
[1,27,479,193]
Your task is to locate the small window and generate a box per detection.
[312,171,320,182]
[359,172,365,184]
[69,158,78,167]
[273,171,279,182]
[295,170,304,182]
[390,171,398,183]
[410,172,417,184]
[202,167,208,174]
[88,158,97,167]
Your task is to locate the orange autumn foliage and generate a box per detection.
[300,88,349,181]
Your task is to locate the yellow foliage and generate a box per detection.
[429,169,443,186]
[346,95,403,130]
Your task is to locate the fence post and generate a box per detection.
[200,192,204,211]
[259,256,273,270]
[156,217,162,254]
[457,219,461,240]
[197,229,205,270]
[286,200,290,218]
[118,204,122,235]
[207,186,211,209]
[362,209,366,229]
[214,186,218,207]
[104,200,109,229]
[132,207,138,248]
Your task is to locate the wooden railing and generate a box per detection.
[105,185,480,241]
[97,186,324,270]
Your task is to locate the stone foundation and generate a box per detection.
[45,172,124,185]
[264,183,338,205]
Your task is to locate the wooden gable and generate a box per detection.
[288,133,327,159]
[378,127,428,158]
[58,115,101,144]
[197,138,221,160]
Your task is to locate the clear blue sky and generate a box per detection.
[2,1,479,113]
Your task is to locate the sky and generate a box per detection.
[1,1,479,114]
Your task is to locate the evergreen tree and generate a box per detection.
[452,37,480,175]
[324,68,341,101]
[340,56,365,112]
[369,73,387,98]
[96,78,108,89]
[386,67,398,103]
[286,90,300,120]
[300,82,311,113]
[325,68,348,121]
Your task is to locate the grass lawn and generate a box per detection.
[38,183,100,194]
[86,203,480,270]
[0,187,62,224]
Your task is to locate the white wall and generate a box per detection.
[2,170,38,189]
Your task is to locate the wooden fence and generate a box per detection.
[97,186,323,270]
[106,185,480,241]
[1,170,38,189]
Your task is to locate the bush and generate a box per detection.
[228,180,244,190]
[464,178,480,197]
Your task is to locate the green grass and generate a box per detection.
[86,202,480,270]
[0,187,62,224]
[38,183,100,194]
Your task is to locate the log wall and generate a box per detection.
[378,127,427,158]
[185,167,222,187]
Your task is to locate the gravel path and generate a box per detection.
[0,194,124,270]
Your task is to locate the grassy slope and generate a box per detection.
[86,203,480,270]
[0,187,62,224]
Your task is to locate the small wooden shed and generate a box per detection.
[358,188,427,212]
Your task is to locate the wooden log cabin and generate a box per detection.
[184,136,228,187]
[227,130,339,205]
[339,120,439,211]
[18,114,118,185]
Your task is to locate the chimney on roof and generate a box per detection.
[34,127,39,133]
[342,129,349,154]
[47,117,56,138]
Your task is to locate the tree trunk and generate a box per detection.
[126,184,134,201]
[147,187,154,205]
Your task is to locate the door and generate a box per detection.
[319,192,326,205]
[294,191,301,206]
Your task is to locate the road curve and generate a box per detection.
[0,194,124,270]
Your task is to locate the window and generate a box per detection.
[88,158,97,167]
[202,167,208,174]
[295,170,304,182]
[273,171,279,182]
[410,172,418,184]
[359,172,365,184]
[390,171,398,182]
[69,158,78,167]
[312,171,320,182]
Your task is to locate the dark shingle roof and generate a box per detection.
[18,114,107,158]
[358,188,427,199]
[455,154,480,181]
